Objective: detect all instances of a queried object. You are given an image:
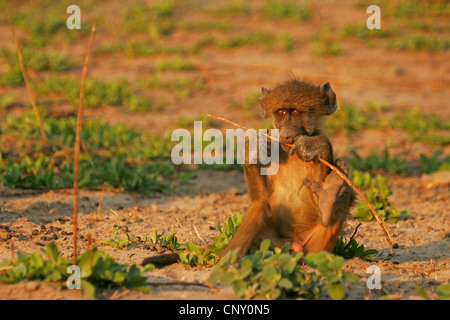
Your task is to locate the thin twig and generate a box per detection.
[342,223,362,252]
[10,240,15,260]
[73,24,96,265]
[193,224,206,244]
[388,264,437,277]
[4,3,48,143]
[317,157,394,254]
[96,181,107,221]
[349,222,362,240]
[207,114,394,254]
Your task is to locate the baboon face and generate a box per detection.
[259,79,337,151]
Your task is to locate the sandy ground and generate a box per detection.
[0,0,449,300]
[0,167,448,300]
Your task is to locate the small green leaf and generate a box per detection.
[327,256,344,271]
[178,252,188,264]
[238,260,252,279]
[46,270,63,281]
[186,242,200,253]
[268,288,281,300]
[343,271,359,283]
[328,282,345,300]
[285,259,298,274]
[112,271,126,283]
[260,239,271,253]
[436,284,450,300]
[262,265,277,279]
[233,280,248,297]
[77,248,100,278]
[141,264,155,273]
[42,242,60,265]
[278,278,293,290]
[81,279,96,300]
[220,271,236,285]
[415,286,430,300]
[207,267,223,284]
[151,230,158,243]
[29,252,44,269]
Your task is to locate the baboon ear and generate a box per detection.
[319,82,338,115]
[260,87,270,100]
[260,87,271,118]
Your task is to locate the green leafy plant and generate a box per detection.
[149,230,215,266]
[208,240,358,300]
[349,150,412,175]
[436,284,450,300]
[155,59,196,72]
[389,108,450,146]
[209,213,243,257]
[322,104,375,136]
[101,227,141,249]
[341,23,397,40]
[0,49,74,87]
[349,168,389,190]
[0,113,180,194]
[0,242,154,299]
[304,251,359,300]
[219,31,277,50]
[263,0,312,21]
[34,76,153,111]
[191,36,216,54]
[419,150,450,173]
[0,242,69,284]
[333,234,378,261]
[150,230,182,252]
[178,242,218,266]
[388,36,449,52]
[180,213,244,266]
[76,247,153,299]
[350,169,408,222]
[311,24,341,57]
[355,184,407,222]
[123,41,184,57]
[124,1,176,37]
[387,0,449,17]
[322,104,449,146]
[149,213,244,267]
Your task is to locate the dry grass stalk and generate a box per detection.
[10,241,15,260]
[5,4,48,143]
[73,24,96,265]
[388,263,437,277]
[193,224,206,244]
[207,114,394,254]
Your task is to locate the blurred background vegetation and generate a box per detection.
[0,0,448,202]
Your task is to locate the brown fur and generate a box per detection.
[224,79,355,259]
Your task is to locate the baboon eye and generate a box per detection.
[277,109,287,116]
[291,109,300,115]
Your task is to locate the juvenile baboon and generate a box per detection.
[224,78,355,258]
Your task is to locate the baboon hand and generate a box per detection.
[288,136,330,162]
[302,159,349,226]
[288,136,318,162]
